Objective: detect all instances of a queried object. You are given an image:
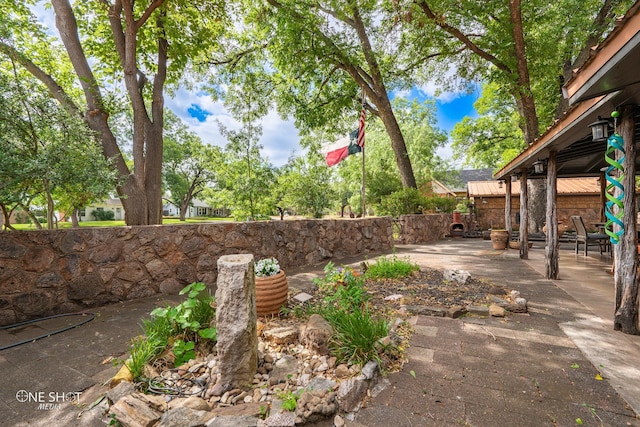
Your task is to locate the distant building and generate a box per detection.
[162,199,229,218]
[468,177,602,230]
[78,198,124,221]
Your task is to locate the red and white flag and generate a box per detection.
[323,106,365,167]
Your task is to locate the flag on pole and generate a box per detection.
[322,130,361,167]
[322,105,366,167]
[356,104,365,148]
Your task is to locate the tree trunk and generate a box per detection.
[71,208,80,228]
[46,191,55,230]
[375,96,417,188]
[545,151,559,279]
[519,170,529,259]
[613,104,639,334]
[505,179,512,247]
[528,180,546,233]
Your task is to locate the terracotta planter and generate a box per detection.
[490,229,509,250]
[255,270,289,316]
[509,241,533,250]
[543,222,569,236]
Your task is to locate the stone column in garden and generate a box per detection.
[215,254,258,389]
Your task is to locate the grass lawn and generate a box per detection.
[9,217,229,230]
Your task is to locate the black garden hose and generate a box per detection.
[0,312,95,351]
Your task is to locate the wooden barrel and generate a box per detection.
[255,270,289,316]
[490,229,509,250]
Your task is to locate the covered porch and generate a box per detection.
[495,1,640,333]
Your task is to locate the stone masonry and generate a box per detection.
[0,214,450,326]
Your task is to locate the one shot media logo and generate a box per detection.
[15,390,81,410]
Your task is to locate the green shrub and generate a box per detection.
[91,209,115,220]
[377,188,426,217]
[327,307,389,366]
[173,339,196,366]
[313,262,367,313]
[126,336,161,382]
[364,253,419,280]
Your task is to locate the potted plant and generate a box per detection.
[254,257,289,316]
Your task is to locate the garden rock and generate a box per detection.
[466,304,489,316]
[109,393,165,427]
[207,415,259,427]
[105,380,135,404]
[215,254,258,389]
[360,361,379,381]
[263,326,299,345]
[337,377,369,412]
[443,269,471,284]
[168,396,210,411]
[157,406,214,427]
[269,354,300,383]
[263,412,296,427]
[489,304,506,317]
[300,314,333,355]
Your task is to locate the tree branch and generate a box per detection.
[414,0,512,75]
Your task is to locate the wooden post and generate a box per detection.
[545,151,559,279]
[613,104,639,334]
[519,170,529,259]
[505,179,512,249]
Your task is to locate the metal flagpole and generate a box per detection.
[360,89,366,217]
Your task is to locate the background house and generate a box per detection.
[162,198,228,218]
[78,198,124,221]
[468,177,602,230]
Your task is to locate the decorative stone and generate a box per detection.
[168,396,210,411]
[361,361,379,380]
[293,292,313,304]
[443,269,471,284]
[215,255,258,390]
[206,415,260,427]
[489,304,506,317]
[300,314,333,355]
[157,406,214,427]
[334,364,350,378]
[515,297,527,306]
[109,393,164,427]
[264,412,296,426]
[269,355,300,383]
[447,306,467,318]
[405,305,447,317]
[337,378,369,412]
[384,294,403,301]
[263,326,299,345]
[105,381,135,404]
[466,305,490,316]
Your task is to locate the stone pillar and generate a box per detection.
[215,254,257,389]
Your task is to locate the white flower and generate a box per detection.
[255,257,280,277]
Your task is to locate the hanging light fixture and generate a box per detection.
[532,160,545,174]
[588,116,611,142]
[498,179,504,189]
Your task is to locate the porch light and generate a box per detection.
[498,179,504,189]
[588,116,611,142]
[533,160,545,174]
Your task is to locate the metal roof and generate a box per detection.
[468,177,600,197]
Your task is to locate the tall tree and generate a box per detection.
[215,0,456,189]
[407,0,632,232]
[0,0,227,225]
[162,112,221,221]
[0,64,116,229]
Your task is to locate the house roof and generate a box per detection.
[468,177,600,197]
[495,2,640,180]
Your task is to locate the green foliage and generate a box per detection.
[278,390,299,412]
[377,188,426,217]
[173,339,196,367]
[91,210,115,221]
[126,336,161,382]
[327,307,389,366]
[364,254,419,280]
[149,282,216,343]
[313,262,367,313]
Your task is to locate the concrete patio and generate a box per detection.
[1,238,639,426]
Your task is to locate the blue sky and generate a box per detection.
[168,87,480,168]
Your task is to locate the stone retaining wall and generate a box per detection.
[0,214,454,326]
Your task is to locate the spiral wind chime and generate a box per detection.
[604,110,625,245]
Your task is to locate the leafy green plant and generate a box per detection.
[150,282,215,341]
[278,390,299,411]
[313,262,367,312]
[364,253,419,280]
[126,336,161,382]
[327,306,389,366]
[173,339,196,366]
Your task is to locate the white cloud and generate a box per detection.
[166,89,300,167]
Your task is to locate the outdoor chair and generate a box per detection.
[570,215,609,256]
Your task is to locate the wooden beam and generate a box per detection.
[614,104,639,334]
[520,170,529,259]
[545,151,559,279]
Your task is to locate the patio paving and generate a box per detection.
[1,238,639,426]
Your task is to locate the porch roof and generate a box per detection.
[495,1,640,180]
